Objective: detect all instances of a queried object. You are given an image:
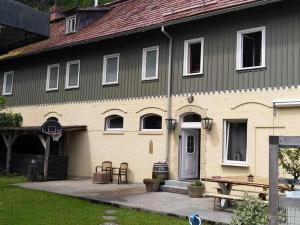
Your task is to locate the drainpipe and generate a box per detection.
[161,26,173,163]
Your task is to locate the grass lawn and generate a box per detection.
[0,176,199,225]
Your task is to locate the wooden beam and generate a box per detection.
[38,134,46,150]
[269,136,279,225]
[2,134,18,174]
[43,136,51,180]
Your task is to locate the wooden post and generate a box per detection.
[2,134,18,174]
[38,135,51,180]
[43,136,51,180]
[269,136,279,225]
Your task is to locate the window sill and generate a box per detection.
[2,93,12,96]
[102,82,119,86]
[46,89,58,92]
[221,162,249,168]
[142,78,159,82]
[138,130,163,135]
[65,86,79,90]
[236,66,267,72]
[103,131,124,135]
[183,73,203,77]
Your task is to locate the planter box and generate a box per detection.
[188,185,205,198]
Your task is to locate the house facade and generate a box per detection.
[0,0,300,187]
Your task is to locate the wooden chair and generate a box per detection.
[95,161,112,183]
[113,162,128,184]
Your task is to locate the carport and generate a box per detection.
[0,125,86,180]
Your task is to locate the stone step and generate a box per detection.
[164,180,193,188]
[161,185,189,195]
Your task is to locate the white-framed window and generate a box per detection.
[65,16,76,34]
[2,71,14,95]
[183,37,204,76]
[105,115,124,131]
[223,120,248,165]
[65,60,80,89]
[102,53,120,85]
[140,114,162,131]
[236,26,266,70]
[142,46,159,80]
[46,64,59,91]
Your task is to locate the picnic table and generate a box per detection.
[201,176,288,209]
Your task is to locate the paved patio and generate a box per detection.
[16,179,232,224]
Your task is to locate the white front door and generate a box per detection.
[180,129,200,179]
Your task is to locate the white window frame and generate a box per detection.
[105,115,124,131]
[46,64,60,91]
[65,60,80,89]
[223,119,248,166]
[236,26,266,70]
[65,16,76,34]
[2,71,14,95]
[183,37,204,76]
[142,46,159,80]
[102,53,120,85]
[140,114,162,131]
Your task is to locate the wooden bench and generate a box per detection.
[204,193,243,210]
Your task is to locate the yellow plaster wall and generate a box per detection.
[7,87,300,185]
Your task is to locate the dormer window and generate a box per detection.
[65,16,76,34]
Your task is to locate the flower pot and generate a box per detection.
[143,179,160,192]
[188,185,205,198]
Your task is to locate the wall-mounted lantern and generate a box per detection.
[165,118,177,133]
[201,117,213,132]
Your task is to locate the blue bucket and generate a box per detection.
[189,213,201,225]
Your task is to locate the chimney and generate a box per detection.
[50,5,63,22]
[94,0,98,7]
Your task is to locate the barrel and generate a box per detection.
[152,162,169,181]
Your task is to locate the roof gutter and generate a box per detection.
[0,0,284,62]
[161,25,173,163]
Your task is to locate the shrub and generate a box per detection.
[0,112,23,127]
[231,194,268,225]
[191,180,203,187]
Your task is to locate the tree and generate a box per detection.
[17,0,113,11]
[279,148,300,190]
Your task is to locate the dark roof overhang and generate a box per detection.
[0,125,87,135]
[0,0,50,54]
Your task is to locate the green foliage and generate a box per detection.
[279,148,300,180]
[0,96,6,111]
[231,194,268,225]
[191,180,203,187]
[0,112,23,127]
[17,0,114,11]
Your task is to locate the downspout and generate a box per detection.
[161,25,172,163]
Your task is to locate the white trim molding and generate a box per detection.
[273,99,300,108]
[223,119,248,166]
[183,37,204,76]
[65,15,76,34]
[46,64,60,91]
[236,26,266,70]
[2,71,14,96]
[65,60,80,89]
[102,53,120,85]
[142,46,159,80]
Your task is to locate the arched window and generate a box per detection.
[181,113,201,129]
[105,115,124,130]
[140,114,162,130]
[182,114,201,122]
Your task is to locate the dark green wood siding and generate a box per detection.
[0,0,300,106]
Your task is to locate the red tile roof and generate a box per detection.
[0,0,276,60]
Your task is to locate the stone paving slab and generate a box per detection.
[16,179,232,224]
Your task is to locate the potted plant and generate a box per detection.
[143,178,161,192]
[188,180,205,198]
